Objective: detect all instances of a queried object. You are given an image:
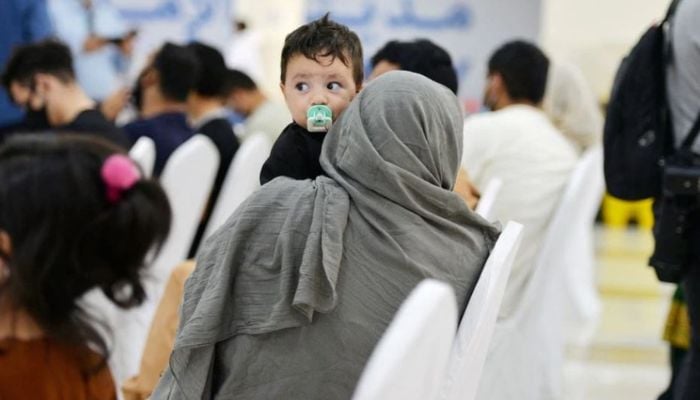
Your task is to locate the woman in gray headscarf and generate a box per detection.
[152,71,499,399]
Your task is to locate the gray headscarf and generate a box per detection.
[153,71,499,399]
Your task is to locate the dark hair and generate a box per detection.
[1,39,75,90]
[487,40,549,104]
[371,39,459,94]
[280,13,363,86]
[153,42,201,102]
[224,68,258,92]
[0,133,171,362]
[187,41,229,98]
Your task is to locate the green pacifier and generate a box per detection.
[306,105,333,132]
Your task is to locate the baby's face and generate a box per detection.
[281,54,358,130]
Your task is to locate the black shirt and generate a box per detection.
[188,117,240,258]
[259,122,327,185]
[0,108,129,149]
[198,117,240,197]
[57,109,130,149]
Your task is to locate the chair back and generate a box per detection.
[153,134,219,281]
[475,178,503,221]
[203,132,271,239]
[440,221,523,400]
[129,136,156,178]
[476,146,604,400]
[539,146,604,345]
[352,280,458,400]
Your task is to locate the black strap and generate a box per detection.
[680,111,700,150]
[664,0,682,23]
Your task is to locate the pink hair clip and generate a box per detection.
[101,154,141,204]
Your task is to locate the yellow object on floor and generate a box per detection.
[602,194,654,229]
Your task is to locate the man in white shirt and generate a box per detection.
[462,41,578,318]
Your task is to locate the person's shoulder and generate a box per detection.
[463,110,505,136]
[200,118,235,137]
[123,116,152,132]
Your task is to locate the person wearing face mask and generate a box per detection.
[461,40,578,400]
[0,39,128,148]
[462,40,577,319]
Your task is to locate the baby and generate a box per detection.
[259,14,363,184]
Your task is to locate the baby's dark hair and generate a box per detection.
[0,133,171,360]
[280,13,363,86]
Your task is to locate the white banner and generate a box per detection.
[306,0,542,111]
[106,0,233,79]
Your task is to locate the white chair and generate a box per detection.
[560,146,604,345]
[439,221,523,400]
[352,280,458,400]
[152,134,219,281]
[128,136,156,178]
[107,135,219,381]
[203,132,271,239]
[476,146,604,400]
[475,178,503,221]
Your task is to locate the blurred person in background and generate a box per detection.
[124,43,200,176]
[543,62,603,153]
[461,41,577,399]
[368,38,459,94]
[225,19,264,85]
[225,68,290,143]
[0,0,53,134]
[463,39,577,318]
[186,41,240,257]
[1,39,129,148]
[48,0,135,103]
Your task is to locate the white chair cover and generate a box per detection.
[152,134,219,281]
[203,132,271,239]
[128,136,156,178]
[561,146,604,345]
[440,221,523,400]
[102,135,219,383]
[477,146,603,400]
[475,178,503,221]
[352,280,458,400]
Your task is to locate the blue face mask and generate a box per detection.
[306,105,333,132]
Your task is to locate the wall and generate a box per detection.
[304,0,542,110]
[230,0,305,99]
[540,0,671,101]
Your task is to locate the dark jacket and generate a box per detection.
[124,112,194,176]
[188,117,240,258]
[259,122,327,185]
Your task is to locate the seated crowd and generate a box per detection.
[0,10,618,400]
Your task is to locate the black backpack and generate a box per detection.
[603,0,680,200]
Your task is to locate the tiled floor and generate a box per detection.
[563,227,675,400]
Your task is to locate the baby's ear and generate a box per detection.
[279,82,287,99]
